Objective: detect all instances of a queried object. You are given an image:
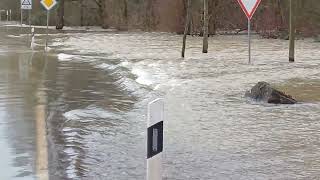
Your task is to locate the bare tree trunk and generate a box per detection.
[102,0,110,29]
[182,0,192,58]
[289,0,295,62]
[94,0,104,27]
[116,0,128,30]
[80,0,84,26]
[123,0,128,28]
[274,0,281,30]
[203,0,209,53]
[208,0,218,35]
[145,0,154,31]
[56,0,64,29]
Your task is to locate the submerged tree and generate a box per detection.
[145,0,155,31]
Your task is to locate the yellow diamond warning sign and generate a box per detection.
[41,0,57,11]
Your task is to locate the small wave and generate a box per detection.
[7,33,31,38]
[51,41,65,47]
[57,53,77,62]
[7,35,25,38]
[63,106,120,121]
[120,61,130,67]
[95,63,118,71]
[154,79,185,91]
[131,68,153,86]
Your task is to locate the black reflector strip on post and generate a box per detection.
[147,121,163,159]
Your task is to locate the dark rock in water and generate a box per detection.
[245,82,297,104]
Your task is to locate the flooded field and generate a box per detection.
[0,23,320,180]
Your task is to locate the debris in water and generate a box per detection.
[245,82,297,104]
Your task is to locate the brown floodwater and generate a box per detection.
[0,22,320,180]
[276,79,320,102]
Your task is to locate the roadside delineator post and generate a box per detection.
[31,27,35,50]
[147,98,164,180]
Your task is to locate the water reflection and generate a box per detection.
[0,51,49,179]
[42,55,137,179]
[35,55,49,180]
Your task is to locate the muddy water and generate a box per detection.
[0,23,320,180]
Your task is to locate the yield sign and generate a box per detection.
[237,0,261,19]
[41,0,57,11]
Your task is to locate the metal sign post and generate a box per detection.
[20,8,23,29]
[40,0,57,51]
[248,18,251,63]
[29,9,31,28]
[237,0,261,63]
[46,10,49,51]
[21,0,33,33]
[147,98,164,180]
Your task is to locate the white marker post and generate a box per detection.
[147,98,164,180]
[237,0,261,63]
[31,27,35,50]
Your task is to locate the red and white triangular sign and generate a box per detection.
[237,0,261,20]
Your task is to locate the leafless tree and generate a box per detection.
[56,0,64,29]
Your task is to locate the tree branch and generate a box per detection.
[94,0,102,7]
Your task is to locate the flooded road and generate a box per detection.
[0,23,320,179]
